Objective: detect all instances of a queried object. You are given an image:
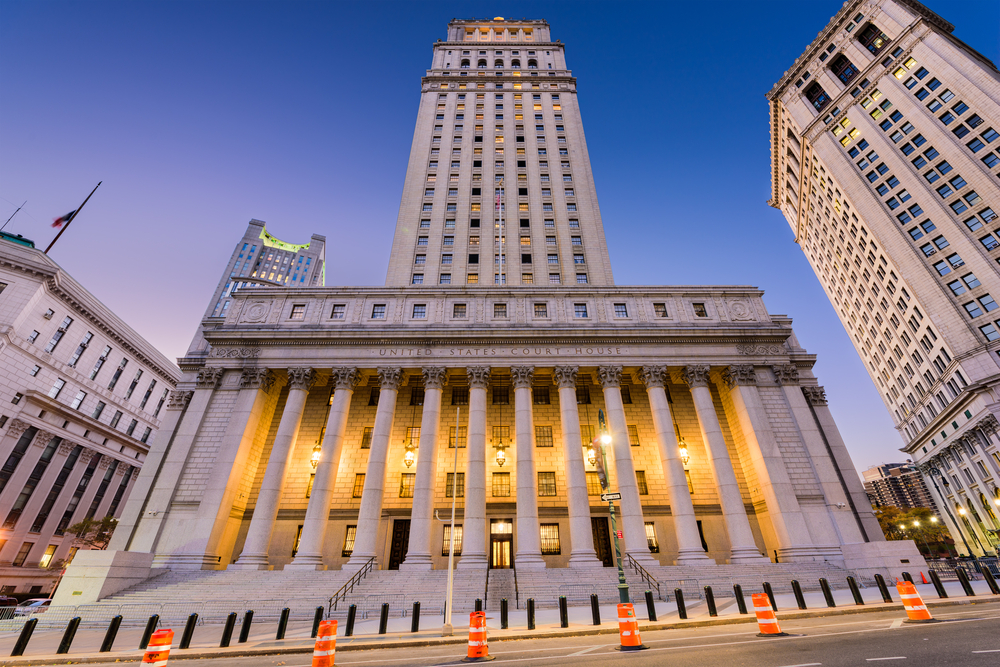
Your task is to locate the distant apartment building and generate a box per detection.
[863,462,937,510]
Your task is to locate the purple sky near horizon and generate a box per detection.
[2,0,998,475]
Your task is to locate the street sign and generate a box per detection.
[616,530,624,539]
[601,492,622,501]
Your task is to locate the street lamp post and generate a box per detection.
[592,409,629,604]
[927,467,974,556]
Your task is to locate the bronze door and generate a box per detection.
[591,517,613,567]
[387,519,410,570]
[490,519,513,569]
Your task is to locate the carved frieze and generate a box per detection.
[211,347,261,359]
[77,449,95,465]
[638,366,667,389]
[466,366,492,389]
[422,367,448,389]
[196,367,225,389]
[378,367,403,390]
[681,365,711,389]
[722,365,757,388]
[978,414,999,436]
[736,343,783,356]
[553,366,578,389]
[597,366,622,389]
[242,301,271,323]
[58,440,76,456]
[510,366,534,389]
[772,364,800,386]
[32,431,54,447]
[167,390,194,410]
[802,386,828,406]
[287,368,317,392]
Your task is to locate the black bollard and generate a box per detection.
[527,598,536,630]
[476,598,483,612]
[346,604,357,636]
[982,566,1000,595]
[705,586,718,617]
[139,614,160,650]
[276,608,290,641]
[674,588,687,620]
[733,584,748,614]
[500,598,508,630]
[763,582,778,611]
[180,613,198,650]
[411,602,421,633]
[558,596,569,628]
[238,609,254,643]
[819,578,836,608]
[644,590,657,622]
[220,613,237,648]
[847,576,865,605]
[874,574,893,603]
[311,606,324,638]
[590,593,601,625]
[791,580,807,610]
[10,617,37,657]
[378,603,389,634]
[902,571,913,583]
[100,615,123,652]
[56,617,81,655]
[929,570,948,598]
[956,568,976,597]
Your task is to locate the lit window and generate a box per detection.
[538,472,557,496]
[540,524,561,554]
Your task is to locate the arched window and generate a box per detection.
[461,59,470,69]
[478,59,487,69]
[857,23,890,56]
[528,59,537,69]
[511,59,520,68]
[804,82,830,112]
[495,59,504,69]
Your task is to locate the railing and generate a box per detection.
[328,556,376,615]
[513,562,520,609]
[625,553,662,600]
[483,563,490,603]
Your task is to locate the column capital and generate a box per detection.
[114,463,128,476]
[78,449,95,465]
[377,367,403,390]
[287,367,317,391]
[167,390,194,410]
[196,367,225,389]
[553,365,578,389]
[722,365,757,388]
[57,440,76,456]
[331,367,362,390]
[422,367,448,389]
[466,366,492,389]
[596,365,623,388]
[978,414,999,436]
[32,431,54,447]
[98,456,113,469]
[681,365,711,388]
[772,364,800,386]
[5,418,31,440]
[638,366,667,389]
[510,366,534,389]
[802,386,827,405]
[240,368,275,392]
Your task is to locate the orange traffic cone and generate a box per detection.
[312,619,337,667]
[752,593,788,637]
[921,572,929,585]
[897,581,936,624]
[616,603,647,651]
[462,611,494,662]
[142,629,174,667]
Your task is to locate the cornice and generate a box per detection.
[21,390,147,463]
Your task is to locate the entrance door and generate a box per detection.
[387,519,410,570]
[591,517,613,567]
[490,519,513,569]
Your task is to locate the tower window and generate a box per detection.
[857,23,890,56]
[830,54,859,85]
[805,82,830,112]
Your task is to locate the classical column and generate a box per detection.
[49,450,99,566]
[554,366,601,567]
[639,366,712,564]
[289,368,361,570]
[22,446,92,565]
[722,365,820,561]
[93,462,126,522]
[511,366,544,568]
[347,367,402,566]
[458,366,490,568]
[233,367,316,569]
[400,367,447,570]
[0,420,36,500]
[0,428,56,512]
[682,365,767,563]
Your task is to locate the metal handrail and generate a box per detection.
[328,556,376,615]
[513,562,520,609]
[483,562,490,603]
[625,553,661,600]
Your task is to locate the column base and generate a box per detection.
[345,552,378,568]
[457,553,488,569]
[285,554,327,571]
[728,547,770,564]
[568,550,604,568]
[399,553,434,570]
[514,552,546,569]
[152,553,224,570]
[624,550,659,567]
[774,545,833,563]
[230,554,273,570]
[675,549,715,565]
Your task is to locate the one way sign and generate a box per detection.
[600,492,622,501]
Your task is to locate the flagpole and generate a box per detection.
[45,181,102,254]
[0,201,26,233]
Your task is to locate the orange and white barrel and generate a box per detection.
[897,581,935,623]
[142,629,174,667]
[617,603,644,651]
[752,593,787,636]
[312,619,337,667]
[462,611,494,662]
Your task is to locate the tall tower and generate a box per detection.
[767,1,1000,553]
[385,18,614,288]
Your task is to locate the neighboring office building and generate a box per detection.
[0,237,180,595]
[767,0,1000,555]
[862,462,937,510]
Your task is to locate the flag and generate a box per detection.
[52,210,76,228]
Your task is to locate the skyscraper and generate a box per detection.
[767,0,1000,554]
[862,463,937,510]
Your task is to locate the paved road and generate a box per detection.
[59,603,1000,666]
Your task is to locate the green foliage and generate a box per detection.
[65,515,119,549]
[873,506,953,556]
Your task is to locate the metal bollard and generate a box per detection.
[902,571,913,583]
[220,612,237,648]
[475,598,483,612]
[733,584,748,614]
[180,613,198,650]
[56,617,81,655]
[557,595,568,628]
[346,604,357,636]
[674,588,687,620]
[874,573,892,603]
[238,609,254,643]
[139,614,160,649]
[311,606,324,638]
[957,568,976,597]
[819,578,836,608]
[847,576,865,605]
[100,615,123,652]
[411,602,421,633]
[378,603,389,634]
[527,598,535,630]
[705,586,718,617]
[276,608,290,641]
[791,580,807,610]
[763,581,778,611]
[10,617,37,657]
[644,590,657,622]
[500,598,508,629]
[590,593,601,625]
[982,566,1000,595]
[929,570,948,598]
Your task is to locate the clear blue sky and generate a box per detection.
[2,0,998,474]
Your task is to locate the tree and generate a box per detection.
[66,515,119,549]
[872,506,954,556]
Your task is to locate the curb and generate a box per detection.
[5,595,997,665]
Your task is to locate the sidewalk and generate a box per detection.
[2,580,997,665]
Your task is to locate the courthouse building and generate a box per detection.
[62,16,921,602]
[767,0,1000,555]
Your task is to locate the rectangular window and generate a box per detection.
[352,474,366,498]
[628,424,640,446]
[532,386,550,404]
[442,525,463,556]
[540,524,561,555]
[342,525,357,557]
[653,303,668,317]
[576,385,591,404]
[538,471,557,496]
[412,304,427,319]
[449,426,468,448]
[645,523,659,553]
[614,303,628,317]
[586,471,602,495]
[92,401,106,420]
[451,386,469,405]
[574,303,588,318]
[44,316,73,353]
[492,386,510,404]
[534,303,548,317]
[446,472,465,497]
[494,303,507,318]
[371,304,386,319]
[49,378,66,399]
[399,473,415,498]
[289,304,306,320]
[70,390,86,410]
[635,470,649,494]
[535,425,553,446]
[492,472,511,497]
